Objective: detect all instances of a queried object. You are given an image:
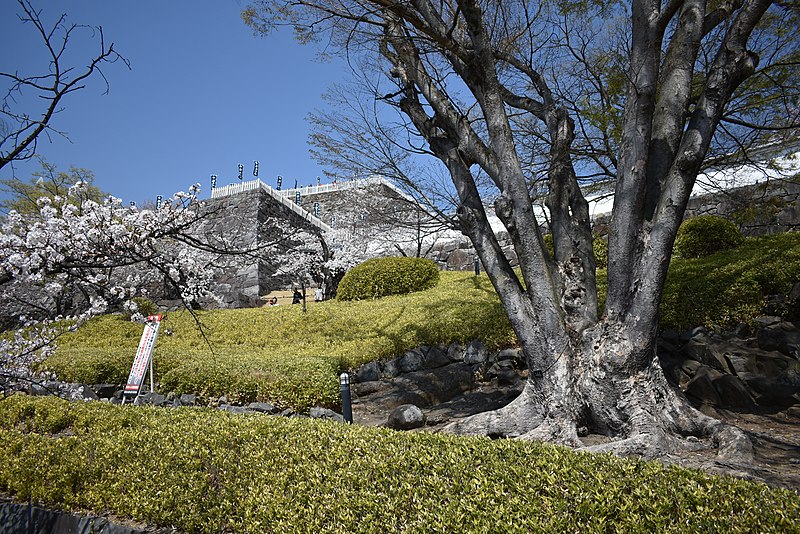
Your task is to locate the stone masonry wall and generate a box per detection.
[199,188,325,307]
[200,177,799,306]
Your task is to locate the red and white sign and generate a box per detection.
[123,314,163,398]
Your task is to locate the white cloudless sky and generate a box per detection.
[0,0,351,205]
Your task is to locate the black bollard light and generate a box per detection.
[340,372,353,424]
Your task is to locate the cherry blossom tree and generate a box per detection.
[0,182,223,392]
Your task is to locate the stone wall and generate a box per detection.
[297,181,415,232]
[201,176,799,303]
[199,188,325,307]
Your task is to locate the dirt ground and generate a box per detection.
[680,406,800,490]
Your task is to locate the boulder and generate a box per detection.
[447,342,465,362]
[496,348,525,368]
[0,500,161,534]
[486,360,519,386]
[464,340,488,365]
[421,345,450,369]
[381,359,401,378]
[712,375,758,411]
[678,359,704,388]
[757,321,800,357]
[62,383,99,401]
[684,366,724,405]
[387,404,426,430]
[739,369,800,405]
[247,401,276,413]
[680,326,709,344]
[399,349,425,373]
[754,316,782,329]
[180,393,198,406]
[220,405,249,414]
[683,337,713,363]
[133,392,166,406]
[355,361,381,383]
[354,363,475,410]
[91,384,118,398]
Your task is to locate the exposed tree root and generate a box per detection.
[443,385,546,438]
[444,361,754,468]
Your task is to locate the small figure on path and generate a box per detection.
[314,287,324,302]
[292,289,302,305]
[268,297,278,306]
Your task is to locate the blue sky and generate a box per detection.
[0,0,350,205]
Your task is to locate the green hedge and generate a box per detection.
[0,396,797,533]
[674,215,744,258]
[337,257,440,301]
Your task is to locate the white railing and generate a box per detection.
[210,179,331,233]
[274,175,392,198]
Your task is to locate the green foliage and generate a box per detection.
[46,272,513,411]
[336,257,440,301]
[661,232,800,330]
[674,215,744,259]
[0,160,106,217]
[0,396,797,533]
[543,234,554,257]
[593,238,609,269]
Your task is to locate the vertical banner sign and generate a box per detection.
[123,315,163,399]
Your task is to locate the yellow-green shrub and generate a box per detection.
[0,396,797,533]
[593,238,609,268]
[45,272,513,411]
[337,257,440,301]
[661,232,800,330]
[674,215,744,258]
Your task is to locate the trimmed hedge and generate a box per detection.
[337,257,440,301]
[0,396,797,533]
[674,215,744,258]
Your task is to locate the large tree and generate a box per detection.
[245,0,799,459]
[0,159,106,216]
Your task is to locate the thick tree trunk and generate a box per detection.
[446,320,753,464]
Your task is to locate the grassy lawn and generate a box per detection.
[45,271,515,409]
